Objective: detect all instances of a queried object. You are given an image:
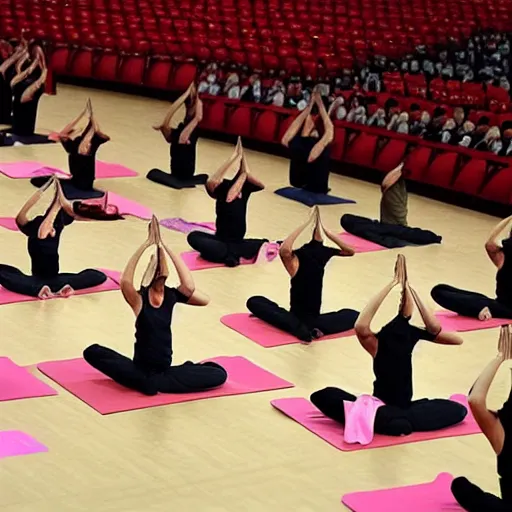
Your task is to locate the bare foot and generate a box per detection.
[57,284,75,298]
[478,307,492,321]
[152,124,163,131]
[38,285,53,299]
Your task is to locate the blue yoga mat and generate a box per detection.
[274,187,356,207]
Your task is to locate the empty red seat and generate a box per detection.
[451,158,487,196]
[225,105,253,138]
[253,109,279,143]
[479,167,512,204]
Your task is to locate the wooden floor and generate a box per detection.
[1,85,509,511]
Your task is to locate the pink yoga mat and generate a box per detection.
[342,473,463,511]
[436,310,512,332]
[180,251,256,271]
[0,217,18,231]
[104,192,152,220]
[0,431,48,459]
[0,161,67,178]
[0,268,121,306]
[271,395,479,451]
[95,162,138,178]
[340,233,386,253]
[221,313,355,347]
[0,160,137,179]
[37,355,294,415]
[0,357,56,401]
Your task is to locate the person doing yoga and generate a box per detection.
[431,214,512,320]
[281,89,334,195]
[147,81,208,189]
[187,138,269,267]
[31,100,109,199]
[0,177,108,299]
[340,163,442,248]
[310,255,467,440]
[83,217,228,396]
[246,206,359,342]
[0,39,26,124]
[9,43,47,139]
[451,325,512,511]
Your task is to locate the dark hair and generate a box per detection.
[410,103,420,112]
[73,202,124,221]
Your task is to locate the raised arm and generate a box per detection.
[179,93,203,144]
[21,54,48,103]
[468,326,512,455]
[10,56,38,89]
[15,176,55,227]
[354,256,404,357]
[279,208,317,277]
[485,215,512,269]
[408,285,463,345]
[241,149,265,190]
[0,43,26,76]
[281,96,314,147]
[226,169,247,203]
[89,103,110,141]
[153,83,193,142]
[120,228,154,315]
[381,163,404,193]
[50,103,89,142]
[308,93,334,163]
[206,139,243,196]
[320,214,354,256]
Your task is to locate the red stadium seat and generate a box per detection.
[94,53,119,82]
[118,56,145,85]
[170,62,197,90]
[479,167,512,204]
[225,105,253,138]
[69,50,93,78]
[344,132,378,168]
[422,152,458,189]
[253,109,279,143]
[145,60,172,90]
[451,158,488,196]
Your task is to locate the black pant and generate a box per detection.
[83,344,228,396]
[340,214,442,248]
[451,477,509,511]
[30,176,105,199]
[0,265,107,297]
[310,387,467,436]
[431,284,512,319]
[247,295,359,342]
[187,231,266,267]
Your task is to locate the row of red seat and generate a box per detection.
[2,0,512,70]
[200,95,512,204]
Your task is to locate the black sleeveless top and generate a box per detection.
[498,395,512,504]
[289,240,340,321]
[133,286,188,372]
[496,238,512,307]
[18,210,74,278]
[61,130,108,191]
[11,67,44,136]
[373,315,436,409]
[212,178,262,242]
